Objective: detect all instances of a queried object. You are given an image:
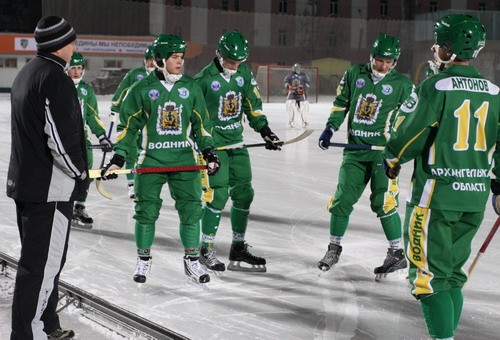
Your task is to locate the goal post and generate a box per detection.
[256,65,319,103]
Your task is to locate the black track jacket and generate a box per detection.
[7,52,89,202]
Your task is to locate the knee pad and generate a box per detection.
[177,201,203,225]
[231,185,254,210]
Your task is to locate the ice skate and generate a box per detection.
[184,256,210,289]
[133,256,152,284]
[200,246,226,276]
[71,204,93,229]
[374,248,408,282]
[128,182,135,199]
[228,243,266,272]
[317,243,342,272]
[47,327,75,339]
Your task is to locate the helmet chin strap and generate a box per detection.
[67,67,84,85]
[144,60,155,75]
[154,59,182,85]
[369,56,396,80]
[216,50,238,77]
[432,44,456,65]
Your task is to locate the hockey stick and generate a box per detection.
[467,216,500,278]
[329,142,385,151]
[215,129,314,151]
[88,144,114,150]
[91,165,207,200]
[90,165,207,179]
[89,129,315,151]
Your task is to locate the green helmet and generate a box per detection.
[371,34,401,60]
[69,52,85,68]
[217,31,249,61]
[152,34,187,62]
[144,45,154,59]
[434,14,485,60]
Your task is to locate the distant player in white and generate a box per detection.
[284,63,310,128]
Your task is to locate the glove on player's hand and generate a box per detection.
[202,149,220,176]
[100,154,125,180]
[318,125,333,150]
[260,126,282,151]
[384,159,401,179]
[98,134,113,152]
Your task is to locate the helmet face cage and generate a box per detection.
[217,31,249,62]
[434,14,485,60]
[293,63,301,73]
[152,34,187,68]
[370,34,401,61]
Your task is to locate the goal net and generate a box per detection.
[256,65,319,103]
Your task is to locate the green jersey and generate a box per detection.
[114,71,215,168]
[194,60,269,146]
[111,66,149,114]
[385,64,500,211]
[75,81,106,142]
[328,63,414,161]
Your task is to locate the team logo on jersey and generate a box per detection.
[381,85,393,95]
[211,81,222,91]
[400,91,418,114]
[235,76,244,87]
[178,87,189,99]
[218,91,241,121]
[157,101,182,135]
[80,88,88,96]
[355,78,366,88]
[149,89,160,100]
[137,74,145,81]
[353,93,381,125]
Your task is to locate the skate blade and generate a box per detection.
[71,220,93,229]
[227,261,266,273]
[375,268,408,282]
[206,268,224,277]
[317,267,330,277]
[185,277,210,291]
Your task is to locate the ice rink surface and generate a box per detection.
[1,94,499,339]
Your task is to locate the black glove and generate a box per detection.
[100,153,125,180]
[384,159,401,179]
[260,126,282,151]
[202,149,220,176]
[318,125,333,150]
[491,179,500,215]
[98,134,113,152]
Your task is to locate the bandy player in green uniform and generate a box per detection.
[67,52,112,229]
[194,31,281,274]
[110,46,155,199]
[317,34,414,281]
[101,34,220,287]
[384,15,499,339]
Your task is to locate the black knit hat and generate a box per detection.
[34,16,76,52]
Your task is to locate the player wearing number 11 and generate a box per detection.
[384,14,499,339]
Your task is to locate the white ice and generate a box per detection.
[1,94,499,340]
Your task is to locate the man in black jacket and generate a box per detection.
[6,16,88,339]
